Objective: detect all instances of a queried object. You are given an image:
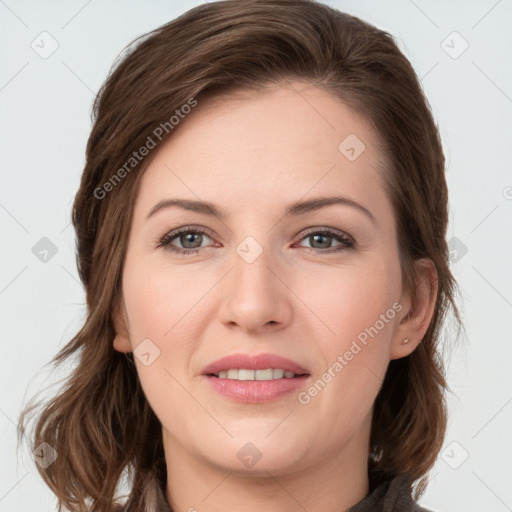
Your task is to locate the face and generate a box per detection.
[113,81,420,477]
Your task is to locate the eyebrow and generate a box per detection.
[146,195,376,225]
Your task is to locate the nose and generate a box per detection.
[217,241,293,334]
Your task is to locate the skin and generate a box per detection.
[113,81,437,512]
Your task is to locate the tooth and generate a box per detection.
[238,369,255,380]
[273,368,284,379]
[255,368,274,380]
[217,368,298,380]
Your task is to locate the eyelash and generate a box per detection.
[156,225,355,256]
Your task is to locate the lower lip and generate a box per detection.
[203,375,310,403]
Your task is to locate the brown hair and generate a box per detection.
[19,0,461,510]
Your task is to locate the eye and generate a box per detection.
[156,226,355,256]
[156,226,216,255]
[294,228,354,253]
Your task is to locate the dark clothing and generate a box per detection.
[347,474,431,512]
[119,474,431,511]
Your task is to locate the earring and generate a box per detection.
[401,338,410,345]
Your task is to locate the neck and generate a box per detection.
[162,424,370,512]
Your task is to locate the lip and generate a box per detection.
[203,374,310,403]
[201,352,309,376]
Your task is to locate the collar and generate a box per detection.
[347,474,431,512]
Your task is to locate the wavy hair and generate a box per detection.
[19,0,462,510]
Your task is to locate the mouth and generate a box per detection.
[201,353,310,402]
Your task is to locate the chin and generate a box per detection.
[196,434,309,475]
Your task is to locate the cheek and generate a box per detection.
[122,281,197,433]
[122,256,204,344]
[120,257,213,422]
[304,255,402,344]
[297,256,402,406]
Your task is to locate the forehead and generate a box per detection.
[132,82,391,221]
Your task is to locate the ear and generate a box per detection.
[112,299,132,353]
[390,258,438,360]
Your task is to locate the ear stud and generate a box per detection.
[401,338,410,345]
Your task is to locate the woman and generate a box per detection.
[19,1,461,511]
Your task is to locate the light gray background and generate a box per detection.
[1,1,511,510]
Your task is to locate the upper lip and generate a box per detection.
[201,353,309,375]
